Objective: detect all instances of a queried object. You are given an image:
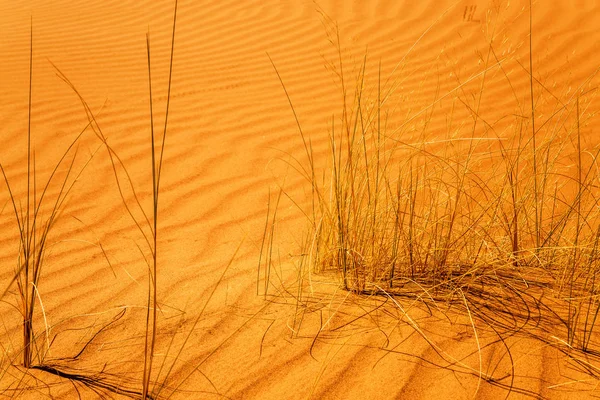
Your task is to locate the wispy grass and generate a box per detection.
[142,3,178,397]
[0,20,96,370]
[59,2,179,396]
[265,3,600,390]
[0,1,179,397]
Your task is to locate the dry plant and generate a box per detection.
[263,1,600,394]
[0,1,184,397]
[140,2,178,394]
[69,1,179,396]
[0,22,96,370]
[61,1,178,396]
[16,1,238,396]
[54,2,232,398]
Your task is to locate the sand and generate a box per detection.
[1,0,600,398]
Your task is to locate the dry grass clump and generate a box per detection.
[0,2,192,398]
[49,1,180,397]
[0,23,97,371]
[1,2,238,396]
[305,78,600,298]
[267,3,600,361]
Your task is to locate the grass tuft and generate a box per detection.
[0,20,95,370]
[265,3,600,392]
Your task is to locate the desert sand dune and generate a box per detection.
[2,0,600,398]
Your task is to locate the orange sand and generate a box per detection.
[1,0,600,398]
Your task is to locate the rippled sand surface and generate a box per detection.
[1,1,600,398]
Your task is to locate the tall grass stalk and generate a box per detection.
[51,1,178,394]
[0,21,95,369]
[141,1,178,398]
[529,0,540,255]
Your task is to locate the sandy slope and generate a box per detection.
[1,0,600,398]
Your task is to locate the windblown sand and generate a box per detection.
[1,0,600,398]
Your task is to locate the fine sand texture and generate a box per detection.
[2,0,600,399]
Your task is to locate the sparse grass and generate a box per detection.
[0,20,96,371]
[264,1,600,394]
[59,2,180,397]
[3,0,600,398]
[141,0,179,393]
[0,1,184,398]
